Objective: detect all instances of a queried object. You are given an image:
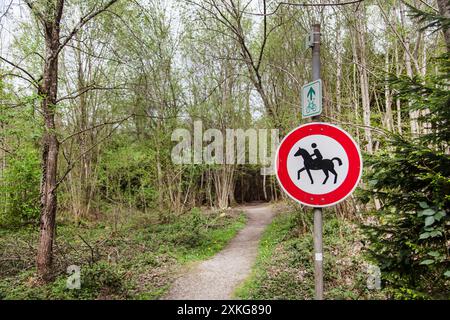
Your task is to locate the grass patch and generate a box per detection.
[234,205,386,300]
[176,217,247,262]
[0,207,247,300]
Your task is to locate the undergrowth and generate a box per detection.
[234,204,386,300]
[0,207,246,300]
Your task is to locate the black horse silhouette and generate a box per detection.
[293,147,342,184]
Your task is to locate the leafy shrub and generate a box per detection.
[360,52,450,299]
[80,262,125,297]
[97,141,158,210]
[174,208,207,247]
[145,207,208,248]
[0,262,126,300]
[235,210,382,300]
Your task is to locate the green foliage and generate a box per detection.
[0,147,41,227]
[145,207,207,248]
[0,208,246,299]
[1,0,449,301]
[143,208,247,261]
[235,208,384,300]
[0,79,41,227]
[78,262,125,298]
[360,53,450,299]
[406,3,450,34]
[97,139,158,210]
[0,262,126,300]
[390,53,450,146]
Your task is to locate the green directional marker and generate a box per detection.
[307,87,315,100]
[301,79,322,119]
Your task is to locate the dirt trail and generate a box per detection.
[163,203,275,300]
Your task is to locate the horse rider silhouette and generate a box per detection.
[310,143,323,161]
[294,144,343,184]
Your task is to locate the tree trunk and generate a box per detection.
[395,42,402,134]
[436,0,450,52]
[384,49,393,131]
[213,165,235,209]
[351,43,361,142]
[37,32,61,281]
[336,52,342,115]
[355,5,373,153]
[31,0,117,280]
[420,31,430,134]
[336,18,342,115]
[75,38,90,220]
[0,117,6,216]
[400,2,420,136]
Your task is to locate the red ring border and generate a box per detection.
[275,122,362,208]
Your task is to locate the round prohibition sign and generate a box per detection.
[275,122,362,207]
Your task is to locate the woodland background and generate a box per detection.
[0,0,448,299]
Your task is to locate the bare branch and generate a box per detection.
[1,72,38,88]
[60,115,132,144]
[240,0,366,16]
[376,0,421,73]
[56,84,127,103]
[322,115,390,136]
[0,56,38,86]
[0,0,13,22]
[57,0,119,55]
[0,145,14,155]
[256,0,267,72]
[55,0,64,25]
[24,0,46,23]
[55,114,130,188]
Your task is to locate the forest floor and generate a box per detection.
[164,203,275,299]
[0,201,387,300]
[0,207,247,299]
[234,203,387,300]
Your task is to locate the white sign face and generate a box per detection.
[286,135,349,195]
[275,123,363,207]
[302,79,322,118]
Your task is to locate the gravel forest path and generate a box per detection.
[164,203,275,300]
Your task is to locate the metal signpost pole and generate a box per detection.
[311,23,323,300]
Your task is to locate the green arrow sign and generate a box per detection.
[307,87,316,100]
[302,79,322,118]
